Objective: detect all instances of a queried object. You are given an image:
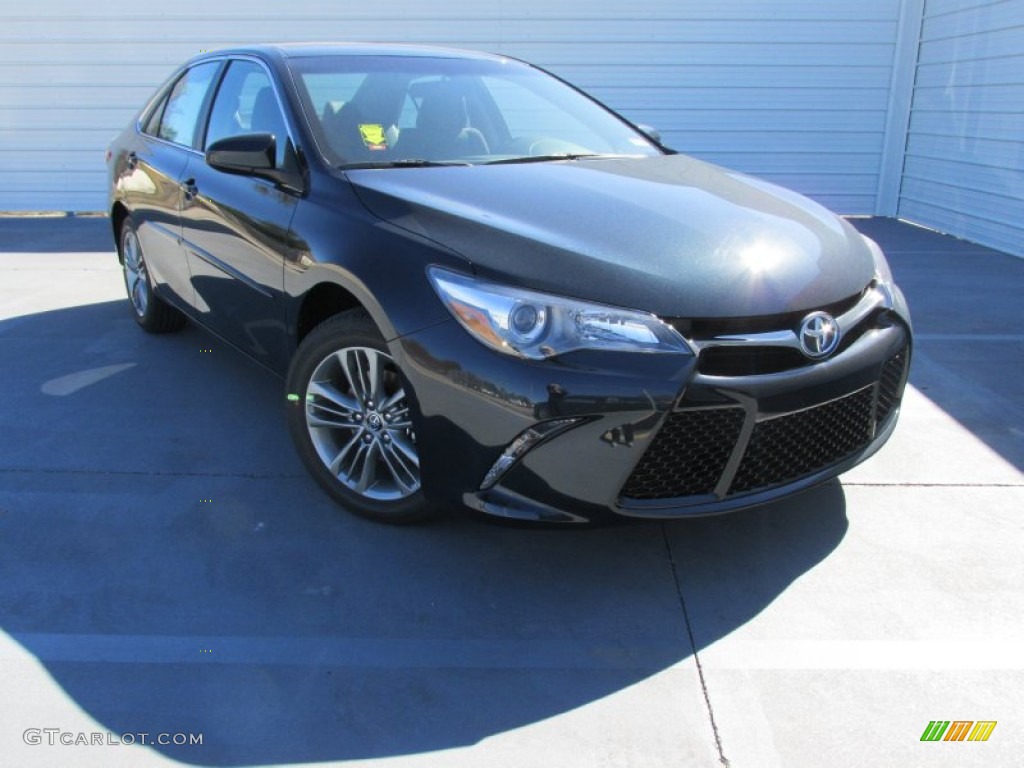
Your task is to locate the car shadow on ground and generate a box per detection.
[0,299,848,764]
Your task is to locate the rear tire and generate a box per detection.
[120,219,186,334]
[285,309,435,524]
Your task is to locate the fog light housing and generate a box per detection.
[479,418,584,490]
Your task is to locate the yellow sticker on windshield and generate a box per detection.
[359,124,388,151]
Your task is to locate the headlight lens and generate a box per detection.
[428,267,692,360]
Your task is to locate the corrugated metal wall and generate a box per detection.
[0,0,901,214]
[900,0,1024,257]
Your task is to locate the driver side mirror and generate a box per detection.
[206,133,305,193]
[206,133,276,174]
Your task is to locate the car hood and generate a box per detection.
[346,154,875,318]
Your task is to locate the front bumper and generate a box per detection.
[395,291,911,523]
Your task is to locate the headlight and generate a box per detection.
[427,267,693,360]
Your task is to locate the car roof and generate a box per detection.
[191,42,505,64]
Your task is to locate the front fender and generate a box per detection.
[283,183,470,351]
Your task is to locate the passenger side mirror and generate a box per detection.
[636,124,662,145]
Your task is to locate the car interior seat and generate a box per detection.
[396,85,488,160]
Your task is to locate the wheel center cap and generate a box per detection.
[366,413,383,431]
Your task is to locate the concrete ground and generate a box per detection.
[0,214,1021,768]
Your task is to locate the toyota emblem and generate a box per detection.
[798,312,840,359]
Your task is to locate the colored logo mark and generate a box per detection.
[920,720,996,742]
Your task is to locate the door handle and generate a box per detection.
[181,178,198,202]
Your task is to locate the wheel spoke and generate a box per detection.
[308,380,359,414]
[328,432,363,475]
[352,349,369,401]
[124,236,138,270]
[353,441,378,493]
[388,433,420,468]
[382,404,412,430]
[308,411,359,429]
[337,349,367,403]
[379,386,406,413]
[365,349,385,405]
[133,278,147,313]
[309,400,354,420]
[379,441,418,493]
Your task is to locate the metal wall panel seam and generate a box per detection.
[876,0,926,215]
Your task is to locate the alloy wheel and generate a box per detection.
[304,346,421,501]
[122,228,149,318]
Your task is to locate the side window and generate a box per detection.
[206,60,289,167]
[157,62,219,147]
[141,91,170,137]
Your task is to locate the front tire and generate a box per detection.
[119,219,186,334]
[285,310,435,524]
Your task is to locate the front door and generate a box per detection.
[180,59,299,370]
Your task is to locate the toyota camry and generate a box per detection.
[106,43,912,524]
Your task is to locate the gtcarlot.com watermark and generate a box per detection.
[24,728,203,747]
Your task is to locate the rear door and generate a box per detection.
[124,61,221,309]
[179,58,299,370]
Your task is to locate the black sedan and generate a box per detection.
[106,43,911,524]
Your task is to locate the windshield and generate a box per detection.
[287,54,663,167]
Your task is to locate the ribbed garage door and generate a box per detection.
[900,0,1024,257]
[1,0,901,214]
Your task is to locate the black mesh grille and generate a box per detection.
[619,342,910,504]
[729,386,875,493]
[876,348,908,424]
[619,408,744,499]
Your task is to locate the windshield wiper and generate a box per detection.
[484,153,605,165]
[340,158,472,170]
